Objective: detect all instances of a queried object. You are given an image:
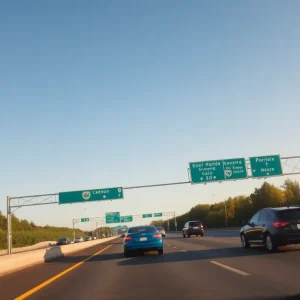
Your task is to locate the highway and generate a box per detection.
[1,229,300,300]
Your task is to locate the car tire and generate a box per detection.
[183,233,186,238]
[201,233,204,237]
[158,249,163,255]
[241,234,250,249]
[265,234,277,252]
[196,234,199,237]
[187,234,191,238]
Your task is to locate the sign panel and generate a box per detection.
[250,155,282,178]
[105,212,121,224]
[189,158,247,184]
[120,215,133,223]
[80,218,89,222]
[142,213,153,218]
[154,213,163,217]
[59,187,123,204]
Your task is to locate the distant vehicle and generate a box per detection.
[121,233,126,237]
[93,237,97,240]
[182,221,204,238]
[74,237,84,243]
[85,236,92,241]
[123,225,163,257]
[240,206,300,252]
[56,237,71,245]
[156,227,166,237]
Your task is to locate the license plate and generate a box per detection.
[297,224,300,229]
[140,237,147,241]
[193,227,199,229]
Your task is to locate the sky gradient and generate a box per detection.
[1,1,300,230]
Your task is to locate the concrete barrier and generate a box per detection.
[0,236,119,277]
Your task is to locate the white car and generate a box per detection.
[74,237,84,243]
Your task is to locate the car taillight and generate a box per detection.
[124,236,132,241]
[273,221,290,228]
[153,233,162,238]
[188,226,192,230]
[200,225,203,229]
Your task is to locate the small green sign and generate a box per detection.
[81,218,89,222]
[105,212,120,224]
[111,225,121,230]
[59,187,123,204]
[154,213,163,217]
[120,215,133,223]
[250,155,282,178]
[142,213,153,218]
[189,158,247,184]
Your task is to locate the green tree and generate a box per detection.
[250,182,284,210]
[282,179,300,205]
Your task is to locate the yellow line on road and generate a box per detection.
[15,242,118,300]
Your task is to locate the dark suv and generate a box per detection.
[182,220,204,238]
[240,206,300,252]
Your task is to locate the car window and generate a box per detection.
[156,227,164,230]
[258,210,268,224]
[189,221,201,227]
[128,226,156,233]
[278,209,300,220]
[249,212,261,225]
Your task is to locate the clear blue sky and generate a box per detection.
[1,1,300,230]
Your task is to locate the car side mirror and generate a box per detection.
[248,221,255,227]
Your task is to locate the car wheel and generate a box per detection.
[201,233,204,237]
[241,234,250,249]
[158,249,163,255]
[187,234,191,238]
[265,234,277,252]
[183,233,186,238]
[196,234,199,237]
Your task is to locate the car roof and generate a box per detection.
[128,225,155,229]
[263,206,300,211]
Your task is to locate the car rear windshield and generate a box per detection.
[189,221,201,226]
[278,209,300,220]
[128,226,156,233]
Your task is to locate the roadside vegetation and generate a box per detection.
[151,179,300,231]
[0,214,85,250]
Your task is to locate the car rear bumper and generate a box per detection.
[274,233,300,246]
[186,229,204,235]
[124,240,163,251]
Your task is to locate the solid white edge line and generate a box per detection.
[210,261,250,276]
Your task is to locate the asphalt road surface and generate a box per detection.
[1,230,300,300]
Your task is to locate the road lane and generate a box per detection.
[1,231,300,299]
[164,233,300,297]
[0,238,120,300]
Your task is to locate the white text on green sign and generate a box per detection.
[189,158,247,184]
[58,187,124,204]
[142,214,153,218]
[120,215,133,223]
[250,155,282,178]
[105,212,120,224]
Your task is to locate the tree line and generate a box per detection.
[151,179,300,231]
[0,212,86,250]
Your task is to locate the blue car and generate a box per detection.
[123,225,163,257]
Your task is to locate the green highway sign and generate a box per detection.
[154,213,163,217]
[80,218,89,222]
[142,213,153,218]
[189,158,248,184]
[250,155,282,178]
[120,215,133,223]
[105,212,120,224]
[59,187,123,204]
